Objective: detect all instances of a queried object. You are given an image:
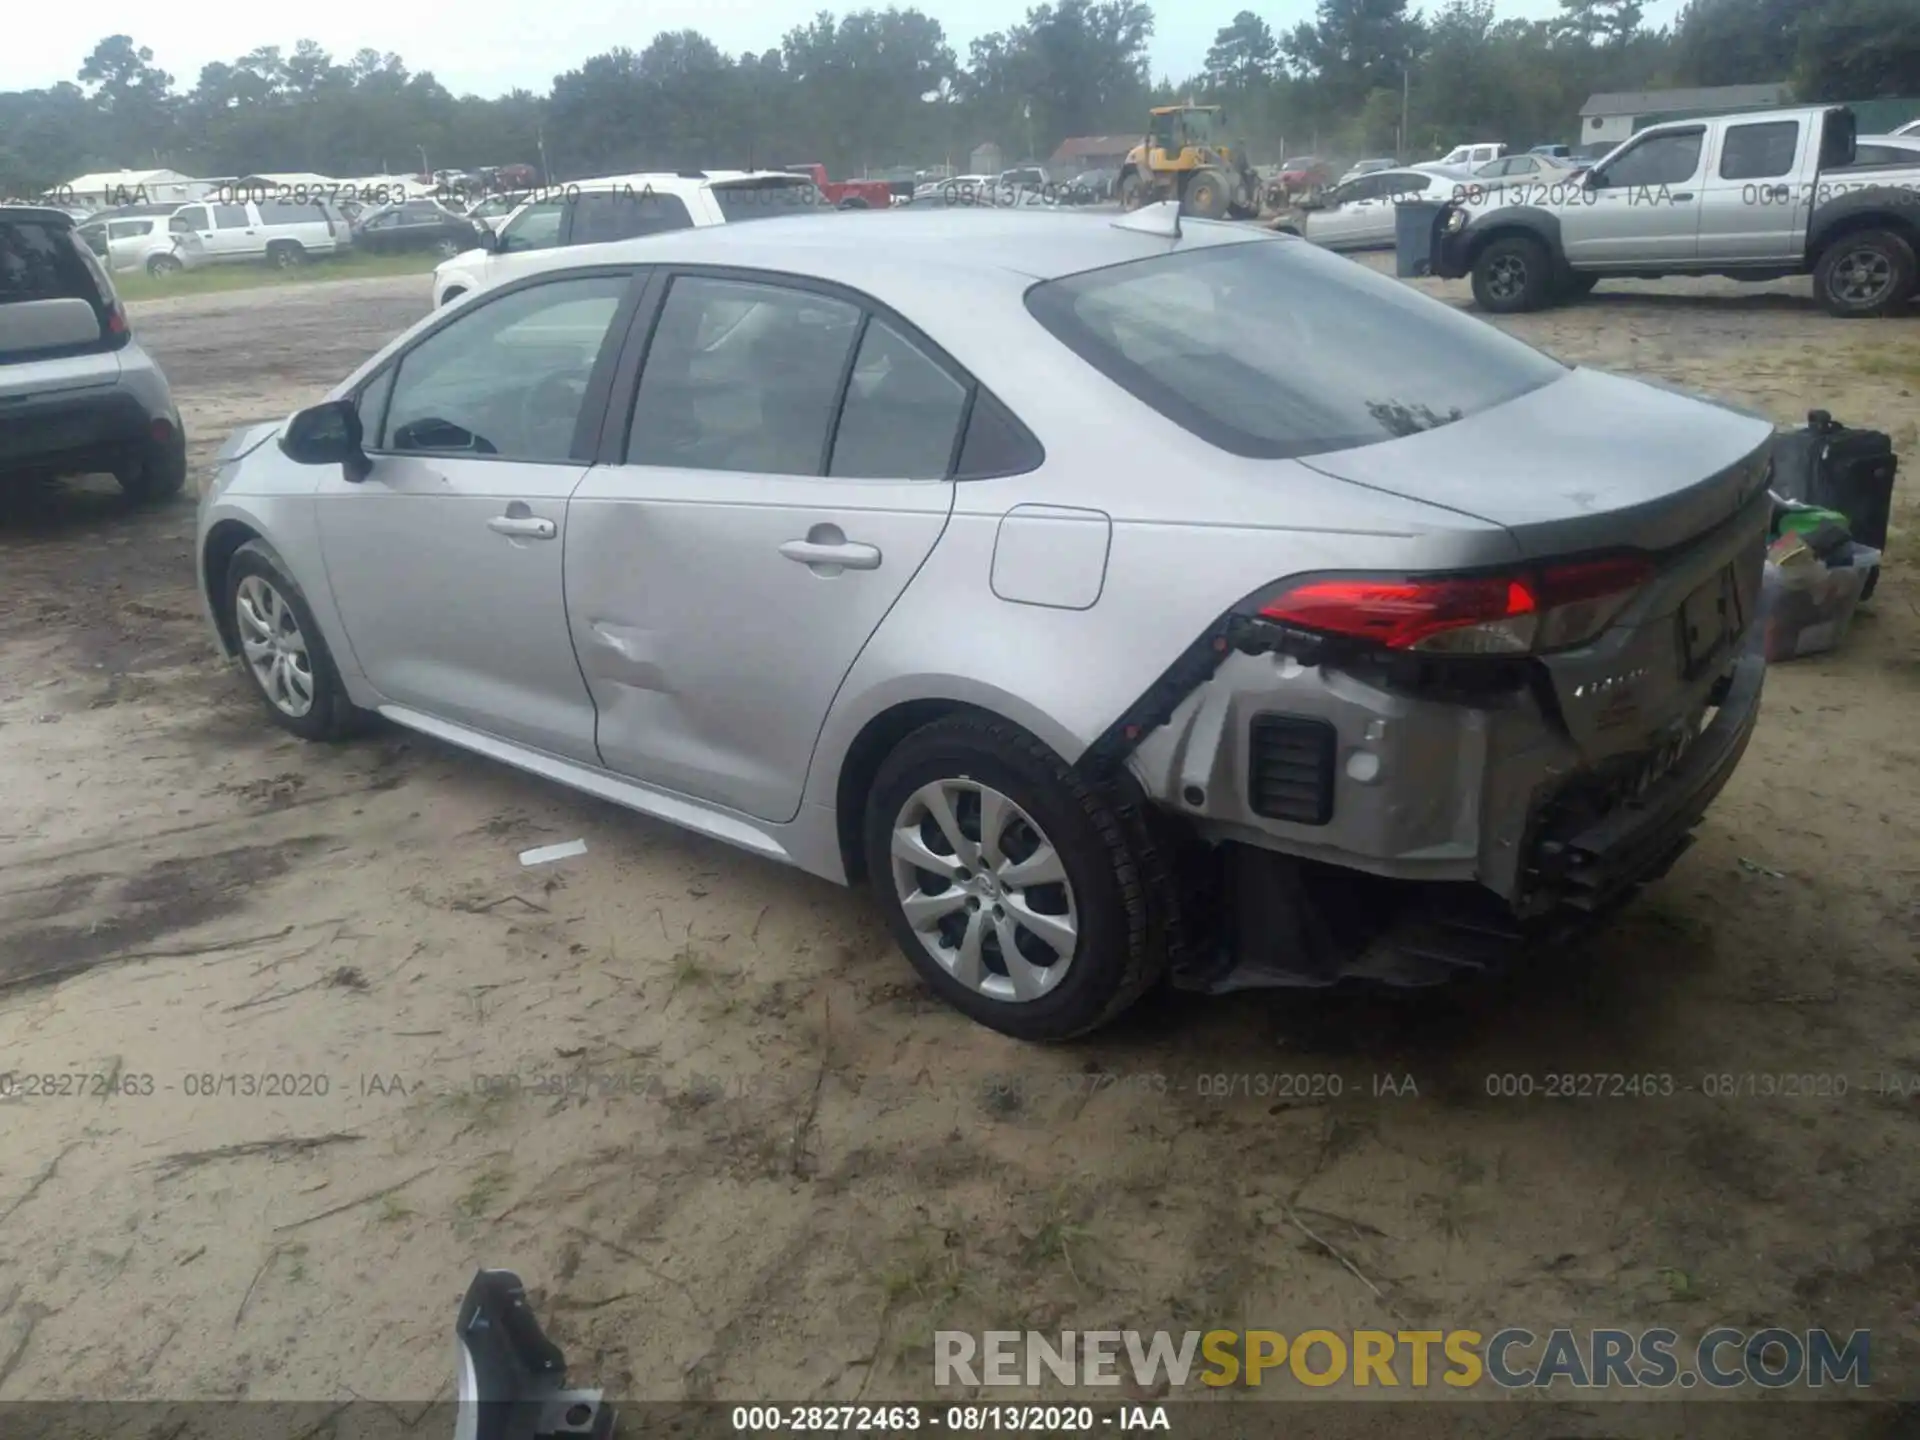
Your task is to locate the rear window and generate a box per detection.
[710,178,825,223]
[1024,239,1565,460]
[1,220,92,305]
[571,189,694,243]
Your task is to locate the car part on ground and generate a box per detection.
[1432,103,1920,317]
[198,209,1777,1040]
[454,1270,613,1440]
[1,205,187,502]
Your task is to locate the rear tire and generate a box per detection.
[267,241,306,270]
[1471,235,1554,313]
[432,237,463,258]
[863,714,1170,1041]
[115,427,187,503]
[224,540,368,742]
[1814,229,1917,318]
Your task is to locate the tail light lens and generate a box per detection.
[1258,554,1653,656]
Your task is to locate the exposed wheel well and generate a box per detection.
[837,197,870,210]
[1464,224,1554,270]
[203,519,263,654]
[834,699,974,884]
[1812,212,1920,264]
[440,286,466,305]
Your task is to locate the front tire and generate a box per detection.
[224,540,366,742]
[1814,229,1917,318]
[1471,235,1554,313]
[1117,172,1148,211]
[432,237,463,258]
[863,714,1169,1041]
[1182,169,1231,220]
[146,253,183,277]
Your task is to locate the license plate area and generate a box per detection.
[1677,565,1740,681]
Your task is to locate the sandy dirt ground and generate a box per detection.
[1,261,1917,1432]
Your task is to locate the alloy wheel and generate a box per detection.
[235,575,316,718]
[1834,248,1894,307]
[1487,253,1527,301]
[889,778,1079,1003]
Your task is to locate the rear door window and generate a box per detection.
[1719,120,1799,180]
[570,190,695,243]
[1024,237,1564,460]
[499,201,564,252]
[212,204,252,229]
[627,276,860,473]
[710,179,824,223]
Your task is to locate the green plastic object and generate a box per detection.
[1776,506,1850,537]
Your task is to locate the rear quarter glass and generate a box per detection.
[1024,237,1564,461]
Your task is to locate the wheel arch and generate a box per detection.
[818,685,1091,886]
[1458,208,1564,270]
[1806,205,1920,267]
[202,518,265,657]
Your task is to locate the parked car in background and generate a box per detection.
[169,197,349,270]
[1529,144,1575,158]
[431,170,828,307]
[1273,167,1464,250]
[1275,157,1334,196]
[2,205,186,502]
[1065,169,1115,202]
[786,164,894,210]
[196,207,1776,1040]
[1433,104,1920,316]
[1437,142,1508,168]
[914,174,992,203]
[77,208,197,277]
[998,165,1050,191]
[1891,118,1920,138]
[1337,158,1398,184]
[351,199,488,258]
[1475,153,1578,179]
[465,192,531,235]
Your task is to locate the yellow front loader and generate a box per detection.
[1116,103,1262,220]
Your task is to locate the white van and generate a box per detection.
[167,196,349,270]
[1436,142,1508,168]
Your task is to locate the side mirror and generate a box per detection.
[281,399,371,480]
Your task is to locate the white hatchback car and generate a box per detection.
[77,211,198,277]
[431,171,827,308]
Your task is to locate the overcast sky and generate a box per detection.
[10,0,1686,98]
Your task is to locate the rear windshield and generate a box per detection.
[1024,238,1565,460]
[710,177,826,223]
[0,219,92,306]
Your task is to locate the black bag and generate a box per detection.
[1771,410,1896,600]
[1771,409,1898,552]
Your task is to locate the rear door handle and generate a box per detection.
[488,514,556,540]
[1670,192,1694,202]
[780,539,881,571]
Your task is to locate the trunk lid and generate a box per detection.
[1299,366,1776,558]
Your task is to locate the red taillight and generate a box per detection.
[1258,555,1651,656]
[106,307,127,335]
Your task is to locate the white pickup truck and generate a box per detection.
[1428,105,1920,317]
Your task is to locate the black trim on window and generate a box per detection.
[349,264,650,467]
[599,262,1041,481]
[817,312,873,476]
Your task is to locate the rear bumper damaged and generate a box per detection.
[1093,615,1766,992]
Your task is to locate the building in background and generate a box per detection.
[1579,83,1793,145]
[1049,135,1136,177]
[968,142,1004,176]
[59,168,209,209]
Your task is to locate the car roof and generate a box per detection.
[0,204,76,227]
[490,207,1269,296]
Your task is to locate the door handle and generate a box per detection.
[488,515,556,540]
[780,538,881,570]
[1670,192,1694,202]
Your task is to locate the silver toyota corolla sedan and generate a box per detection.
[196,206,1774,1040]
